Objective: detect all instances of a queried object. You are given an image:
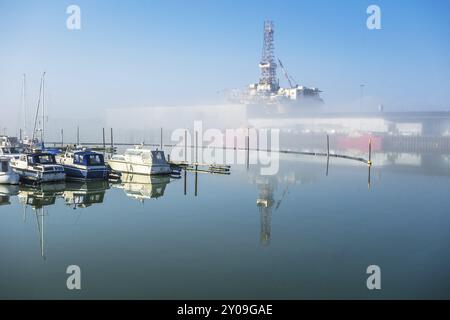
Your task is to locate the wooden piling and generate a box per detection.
[326,134,330,158]
[77,126,80,145]
[160,127,163,150]
[246,128,250,170]
[61,129,64,147]
[110,128,114,149]
[102,128,106,150]
[195,131,198,164]
[185,130,188,162]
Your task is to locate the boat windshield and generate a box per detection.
[29,154,56,165]
[151,151,166,164]
[87,154,104,165]
[74,153,105,166]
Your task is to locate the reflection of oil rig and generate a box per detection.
[253,172,298,247]
[256,177,276,247]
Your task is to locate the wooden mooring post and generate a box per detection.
[102,128,106,151]
[184,130,188,162]
[110,128,114,149]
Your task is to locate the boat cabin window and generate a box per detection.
[74,153,104,166]
[87,154,104,165]
[151,151,166,163]
[28,154,56,165]
[0,160,8,173]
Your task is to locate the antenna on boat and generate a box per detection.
[32,73,44,142]
[42,72,46,144]
[22,74,27,137]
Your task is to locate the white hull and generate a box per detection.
[108,160,171,175]
[12,167,66,183]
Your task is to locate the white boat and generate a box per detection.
[107,146,172,175]
[11,152,66,184]
[0,157,20,184]
[0,136,25,160]
[0,146,22,160]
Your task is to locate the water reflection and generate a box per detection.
[112,173,171,202]
[0,185,19,206]
[63,181,109,209]
[17,183,66,260]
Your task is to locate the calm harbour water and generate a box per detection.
[1,152,450,299]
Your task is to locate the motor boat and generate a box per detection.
[10,152,66,184]
[57,149,109,180]
[107,146,171,175]
[0,157,20,184]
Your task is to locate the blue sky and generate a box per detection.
[1,0,450,132]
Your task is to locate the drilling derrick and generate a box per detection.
[258,21,278,93]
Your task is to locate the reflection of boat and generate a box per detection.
[17,183,64,261]
[0,157,20,184]
[114,173,170,201]
[0,185,19,206]
[63,180,109,208]
[11,152,65,183]
[58,149,109,181]
[18,183,65,208]
[108,145,171,175]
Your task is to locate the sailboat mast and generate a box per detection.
[22,74,27,136]
[32,75,43,142]
[42,72,46,143]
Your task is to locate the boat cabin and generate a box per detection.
[73,152,105,166]
[124,149,167,165]
[22,153,57,166]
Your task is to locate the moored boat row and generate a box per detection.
[0,143,174,185]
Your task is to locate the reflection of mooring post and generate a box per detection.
[41,208,44,259]
[160,127,163,150]
[368,165,372,190]
[184,130,188,162]
[194,171,198,197]
[368,138,372,166]
[184,170,187,195]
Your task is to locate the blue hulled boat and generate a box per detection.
[57,150,109,181]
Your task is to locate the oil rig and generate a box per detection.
[231,21,323,109]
